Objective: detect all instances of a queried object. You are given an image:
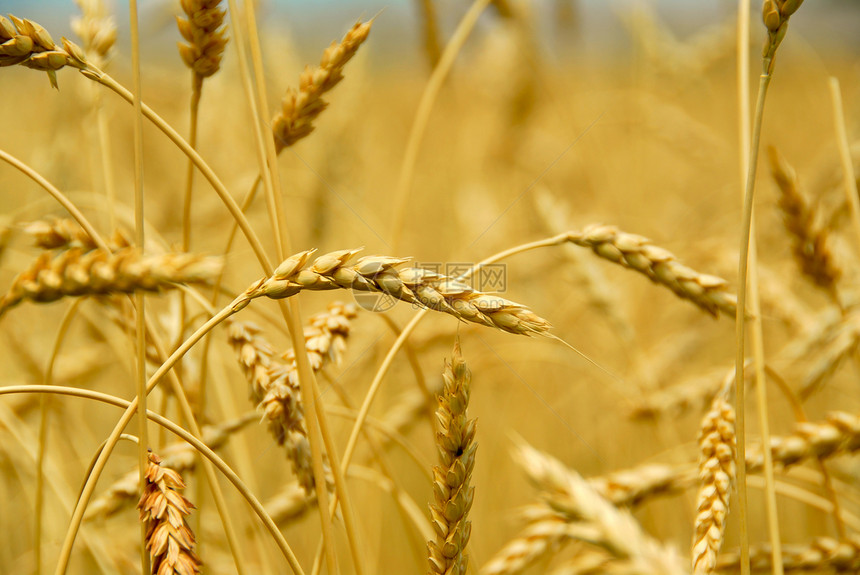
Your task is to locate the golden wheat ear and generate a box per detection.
[428,339,476,575]
[137,450,202,575]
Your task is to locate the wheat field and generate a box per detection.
[1,0,860,573]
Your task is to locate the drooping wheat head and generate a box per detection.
[242,248,551,335]
[228,302,358,492]
[564,225,738,318]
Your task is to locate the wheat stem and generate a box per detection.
[390,0,493,250]
[0,385,306,575]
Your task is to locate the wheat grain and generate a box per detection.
[692,395,736,575]
[427,340,476,575]
[564,225,738,318]
[769,146,841,293]
[137,450,202,575]
[176,0,227,79]
[272,20,372,151]
[0,247,222,318]
[243,248,551,335]
[717,535,860,572]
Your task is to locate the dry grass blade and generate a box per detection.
[565,225,738,318]
[692,395,737,574]
[0,247,222,318]
[71,0,116,68]
[228,302,359,492]
[428,340,476,575]
[176,0,228,78]
[243,248,551,335]
[507,442,687,575]
[717,535,860,572]
[137,450,202,575]
[768,147,841,294]
[272,20,372,151]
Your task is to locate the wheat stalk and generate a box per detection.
[137,450,202,575]
[564,225,738,318]
[176,0,228,79]
[0,247,222,318]
[768,146,841,294]
[717,535,860,572]
[692,395,737,575]
[427,340,476,575]
[88,414,255,519]
[228,302,358,492]
[242,248,551,335]
[272,20,372,151]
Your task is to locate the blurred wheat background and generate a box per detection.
[1,0,860,574]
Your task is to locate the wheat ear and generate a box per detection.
[23,217,131,252]
[717,535,860,572]
[176,0,227,79]
[480,506,575,575]
[768,146,841,294]
[243,248,551,335]
[0,14,89,88]
[0,247,222,318]
[564,225,737,318]
[137,450,202,575]
[428,340,476,575]
[273,20,372,151]
[762,0,804,72]
[513,442,687,575]
[692,395,737,574]
[71,0,116,68]
[228,302,358,492]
